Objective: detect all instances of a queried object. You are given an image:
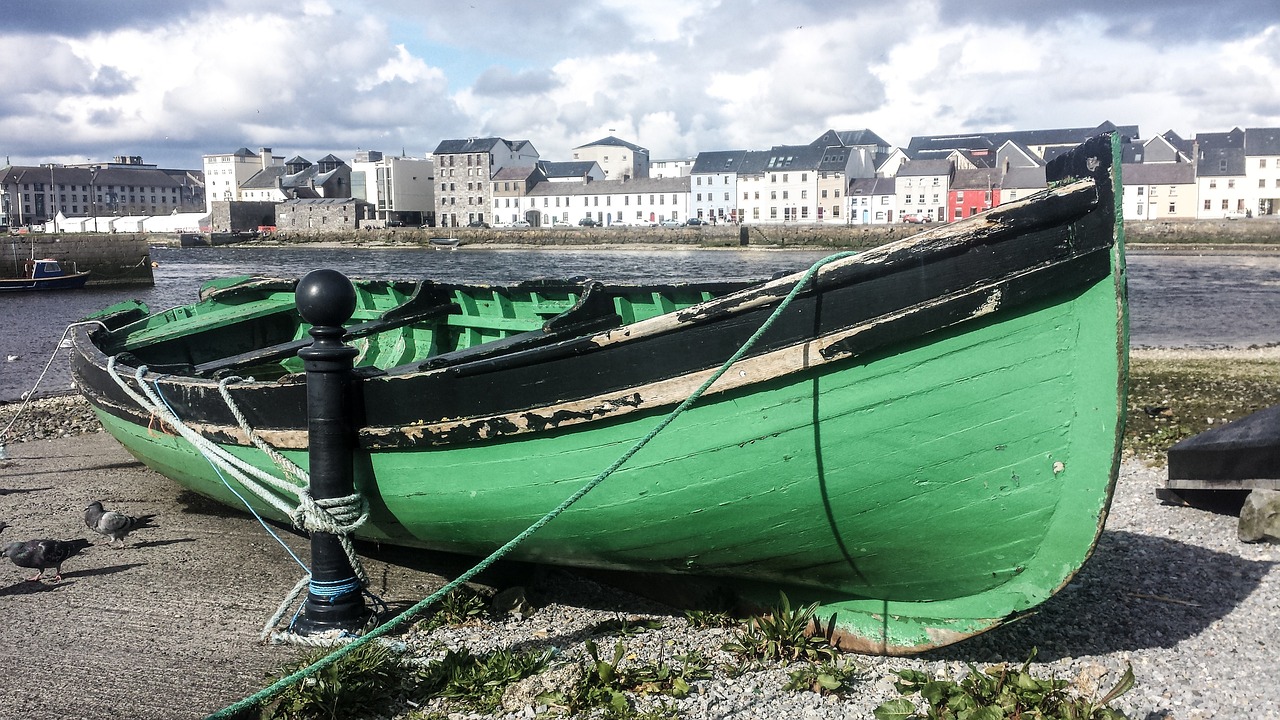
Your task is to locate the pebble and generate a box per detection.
[7,396,1277,718]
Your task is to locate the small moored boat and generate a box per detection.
[0,258,90,292]
[71,134,1128,654]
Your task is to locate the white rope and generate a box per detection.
[103,357,372,637]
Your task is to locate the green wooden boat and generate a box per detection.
[71,134,1127,654]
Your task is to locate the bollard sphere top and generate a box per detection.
[296,269,357,327]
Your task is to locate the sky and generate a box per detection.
[2,0,1279,171]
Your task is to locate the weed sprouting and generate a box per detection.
[721,591,837,663]
[872,649,1135,720]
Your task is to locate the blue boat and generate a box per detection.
[0,258,90,292]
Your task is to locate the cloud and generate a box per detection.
[3,0,218,36]
[473,66,561,97]
[942,0,1280,42]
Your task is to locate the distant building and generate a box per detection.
[238,154,352,203]
[203,148,281,213]
[572,136,649,180]
[690,150,748,223]
[1122,162,1197,220]
[525,176,689,226]
[847,176,897,224]
[433,137,539,227]
[650,157,695,178]
[0,158,205,228]
[350,151,435,227]
[948,168,1001,222]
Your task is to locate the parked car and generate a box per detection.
[659,219,682,228]
[510,220,532,228]
[467,220,490,228]
[686,218,707,226]
[578,217,599,227]
[551,218,571,227]
[902,214,931,224]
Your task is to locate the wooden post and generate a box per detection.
[291,269,370,635]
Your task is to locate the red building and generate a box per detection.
[948,168,1002,222]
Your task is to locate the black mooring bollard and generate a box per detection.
[292,269,370,635]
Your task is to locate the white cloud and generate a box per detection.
[1,1,1280,168]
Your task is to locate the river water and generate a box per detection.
[1,246,1278,402]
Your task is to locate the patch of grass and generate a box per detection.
[721,591,837,663]
[682,608,738,628]
[784,656,867,695]
[1126,354,1280,463]
[541,640,713,718]
[253,642,408,720]
[416,586,491,631]
[415,646,552,714]
[873,649,1134,720]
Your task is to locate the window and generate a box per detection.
[800,190,807,199]
[724,192,729,201]
[821,189,828,198]
[1222,199,1229,209]
[1204,200,1211,210]
[1228,179,1235,189]
[781,191,788,200]
[1262,159,1268,168]
[1209,179,1216,188]
[1261,179,1267,188]
[1137,186,1144,196]
[697,193,702,201]
[801,173,807,181]
[1168,203,1176,213]
[770,191,777,200]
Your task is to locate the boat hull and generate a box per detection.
[73,134,1127,653]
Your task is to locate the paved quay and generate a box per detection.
[3,413,1279,719]
[0,431,456,720]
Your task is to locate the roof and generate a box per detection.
[847,177,896,195]
[573,135,649,154]
[811,129,890,150]
[1244,128,1280,156]
[0,164,184,188]
[950,168,1002,191]
[1121,162,1195,185]
[433,137,505,155]
[909,121,1140,156]
[691,150,749,174]
[492,165,541,182]
[525,176,689,198]
[536,161,598,178]
[1002,166,1047,190]
[897,158,953,177]
[240,166,287,189]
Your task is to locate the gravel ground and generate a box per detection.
[2,395,1277,719]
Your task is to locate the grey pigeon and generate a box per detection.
[84,501,156,547]
[0,521,7,535]
[2,538,90,581]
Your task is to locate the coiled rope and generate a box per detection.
[194,251,855,718]
[105,361,373,641]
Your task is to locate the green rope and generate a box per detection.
[205,251,855,719]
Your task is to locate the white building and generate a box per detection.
[571,136,649,180]
[525,177,689,226]
[650,158,695,178]
[350,151,435,226]
[689,150,747,223]
[894,158,952,222]
[202,147,281,212]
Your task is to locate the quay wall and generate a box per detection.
[1,233,155,286]
[199,217,1280,252]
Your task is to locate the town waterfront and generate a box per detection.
[2,245,1279,402]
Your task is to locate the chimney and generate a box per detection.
[260,147,273,170]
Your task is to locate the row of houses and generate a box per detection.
[5,123,1280,232]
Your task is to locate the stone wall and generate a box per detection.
[1,233,154,286]
[210,201,277,233]
[1124,217,1280,245]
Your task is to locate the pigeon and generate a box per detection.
[84,501,156,547]
[0,521,7,534]
[2,538,90,581]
